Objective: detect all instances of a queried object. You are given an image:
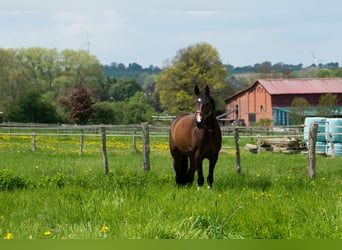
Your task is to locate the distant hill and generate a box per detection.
[103,61,340,78]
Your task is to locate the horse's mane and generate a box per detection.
[209,95,216,112]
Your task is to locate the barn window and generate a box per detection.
[257,86,264,93]
[260,105,265,112]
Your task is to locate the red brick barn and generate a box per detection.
[223,78,342,126]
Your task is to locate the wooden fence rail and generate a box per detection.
[5,123,152,175]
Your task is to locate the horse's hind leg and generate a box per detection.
[187,156,196,185]
[196,159,205,187]
[173,154,188,186]
[189,155,204,186]
[207,155,218,187]
[180,155,188,185]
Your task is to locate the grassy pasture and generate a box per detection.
[0,133,341,239]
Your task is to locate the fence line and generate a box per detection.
[3,122,342,143]
[0,122,335,178]
[0,122,307,138]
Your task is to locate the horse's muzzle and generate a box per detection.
[196,119,204,129]
[195,111,202,123]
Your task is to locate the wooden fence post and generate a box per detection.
[141,122,150,171]
[329,132,335,158]
[234,127,241,175]
[32,131,36,152]
[133,130,137,155]
[101,127,109,175]
[57,123,60,137]
[257,134,261,154]
[308,123,318,178]
[79,129,84,156]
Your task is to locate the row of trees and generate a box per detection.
[0,47,103,123]
[290,93,339,125]
[226,61,340,75]
[1,44,342,125]
[104,62,161,78]
[105,58,341,78]
[0,47,163,124]
[0,44,235,124]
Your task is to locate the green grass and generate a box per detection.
[0,134,342,239]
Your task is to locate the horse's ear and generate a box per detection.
[194,85,200,95]
[205,85,210,96]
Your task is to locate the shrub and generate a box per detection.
[0,170,28,191]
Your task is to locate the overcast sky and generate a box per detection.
[1,0,341,67]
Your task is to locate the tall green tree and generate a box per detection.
[156,43,227,114]
[0,49,31,106]
[122,92,155,124]
[317,93,339,117]
[314,68,342,78]
[6,90,59,123]
[108,77,142,101]
[55,49,104,99]
[289,97,312,125]
[88,102,116,124]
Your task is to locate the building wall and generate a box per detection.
[225,79,342,126]
[272,93,342,107]
[272,94,320,106]
[226,91,342,126]
[225,82,273,126]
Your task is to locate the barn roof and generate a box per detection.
[225,78,342,101]
[258,78,342,94]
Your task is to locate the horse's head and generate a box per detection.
[194,85,214,128]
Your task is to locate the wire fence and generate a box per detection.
[0,122,339,175]
[0,122,305,139]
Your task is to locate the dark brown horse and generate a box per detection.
[169,85,222,187]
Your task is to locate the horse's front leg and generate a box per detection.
[207,154,218,187]
[195,154,204,187]
[187,155,199,186]
[197,165,205,187]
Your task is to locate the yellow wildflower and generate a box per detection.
[43,231,52,236]
[100,226,109,233]
[4,233,14,240]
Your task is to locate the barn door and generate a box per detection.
[248,113,256,124]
